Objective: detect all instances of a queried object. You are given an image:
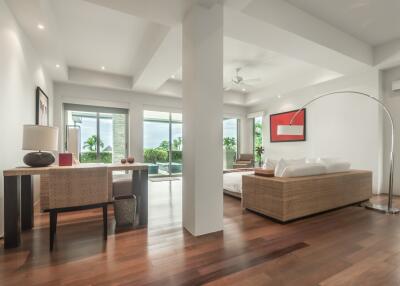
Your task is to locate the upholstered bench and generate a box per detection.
[112,174,133,197]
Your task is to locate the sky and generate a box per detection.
[79,117,113,151]
[143,121,182,148]
[143,118,238,149]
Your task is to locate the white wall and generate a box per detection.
[382,66,400,195]
[53,82,248,162]
[0,0,53,237]
[247,70,383,193]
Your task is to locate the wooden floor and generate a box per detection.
[1,180,400,286]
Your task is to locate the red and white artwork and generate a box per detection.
[270,109,306,142]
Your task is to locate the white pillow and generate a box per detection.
[326,162,350,173]
[274,158,306,177]
[263,158,278,170]
[279,163,327,177]
[317,158,351,173]
[274,159,287,177]
[317,157,341,164]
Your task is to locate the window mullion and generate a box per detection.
[96,112,100,161]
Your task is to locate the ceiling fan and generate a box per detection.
[224,67,261,91]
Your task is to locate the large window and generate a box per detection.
[223,118,239,169]
[64,104,128,164]
[253,116,263,164]
[143,110,182,176]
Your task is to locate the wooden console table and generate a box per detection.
[3,163,148,249]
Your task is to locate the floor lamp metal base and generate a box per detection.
[364,202,400,214]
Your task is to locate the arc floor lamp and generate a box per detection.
[277,91,399,214]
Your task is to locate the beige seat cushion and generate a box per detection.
[238,154,253,161]
[236,160,252,164]
[113,174,133,198]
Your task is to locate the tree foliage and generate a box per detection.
[144,148,168,164]
[173,137,182,151]
[223,137,237,151]
[254,122,263,162]
[83,135,104,152]
[158,140,169,151]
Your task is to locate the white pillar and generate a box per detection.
[130,104,144,162]
[182,3,223,236]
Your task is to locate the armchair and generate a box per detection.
[233,153,254,169]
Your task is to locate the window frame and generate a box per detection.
[63,103,129,163]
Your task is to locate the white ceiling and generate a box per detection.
[6,0,399,105]
[50,0,166,75]
[222,37,340,91]
[84,0,199,26]
[285,0,400,46]
[175,36,340,93]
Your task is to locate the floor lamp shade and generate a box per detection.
[22,125,59,167]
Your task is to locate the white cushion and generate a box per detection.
[263,158,278,170]
[274,158,306,177]
[317,158,351,173]
[223,171,254,193]
[326,162,351,173]
[279,163,327,177]
[317,157,341,164]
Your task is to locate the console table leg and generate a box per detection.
[21,175,33,230]
[4,176,21,249]
[139,170,148,226]
[132,170,148,227]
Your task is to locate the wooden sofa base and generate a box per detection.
[245,200,369,224]
[242,170,372,222]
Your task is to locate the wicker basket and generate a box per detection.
[114,195,137,226]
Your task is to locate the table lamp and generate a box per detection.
[22,125,59,167]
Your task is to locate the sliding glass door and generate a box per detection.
[253,116,263,164]
[171,113,183,175]
[64,104,128,163]
[143,110,182,177]
[223,118,239,169]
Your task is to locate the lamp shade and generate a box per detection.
[277,125,304,136]
[22,125,58,151]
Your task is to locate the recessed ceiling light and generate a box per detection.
[171,74,175,79]
[242,88,246,92]
[278,95,281,98]
[55,64,60,68]
[101,66,106,70]
[37,24,45,30]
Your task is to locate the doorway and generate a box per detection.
[143,110,182,177]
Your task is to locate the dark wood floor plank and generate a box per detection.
[0,180,399,286]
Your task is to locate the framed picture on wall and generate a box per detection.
[270,109,306,142]
[35,87,49,126]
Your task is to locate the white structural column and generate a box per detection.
[182,3,224,236]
